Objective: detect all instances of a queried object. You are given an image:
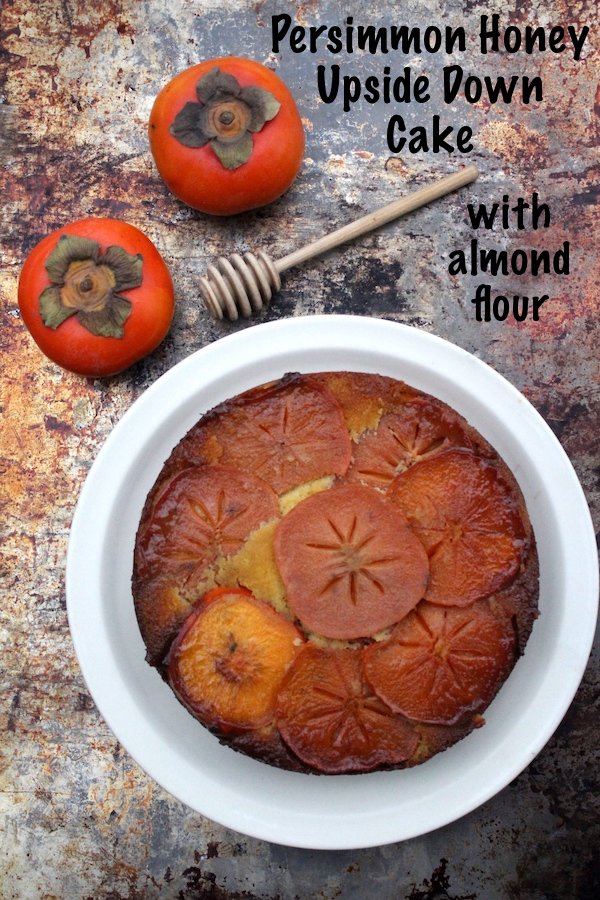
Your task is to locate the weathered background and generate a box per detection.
[1,0,599,897]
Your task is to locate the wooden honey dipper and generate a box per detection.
[200,165,479,320]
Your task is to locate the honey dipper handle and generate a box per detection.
[275,165,479,274]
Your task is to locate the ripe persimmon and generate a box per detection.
[178,375,352,495]
[363,600,516,725]
[18,218,174,377]
[347,398,473,487]
[149,57,305,215]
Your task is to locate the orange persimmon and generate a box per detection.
[18,218,174,377]
[149,57,305,215]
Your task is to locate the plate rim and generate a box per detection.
[66,315,599,850]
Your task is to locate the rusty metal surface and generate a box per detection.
[1,0,599,897]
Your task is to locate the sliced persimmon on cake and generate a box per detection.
[169,587,304,733]
[163,374,352,495]
[363,600,516,725]
[276,645,419,774]
[346,398,474,487]
[386,449,529,607]
[135,465,279,589]
[273,483,429,639]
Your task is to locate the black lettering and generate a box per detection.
[511,250,528,274]
[464,76,482,104]
[485,75,518,104]
[504,25,522,53]
[290,26,306,53]
[317,65,339,103]
[513,197,530,230]
[393,68,413,103]
[531,250,550,275]
[513,296,529,321]
[414,76,430,103]
[346,16,354,54]
[432,116,454,153]
[568,25,589,61]
[343,75,361,112]
[554,242,570,274]
[424,26,441,53]
[357,26,388,54]
[549,26,565,53]
[457,126,473,152]
[470,238,478,274]
[493,295,510,320]
[443,65,463,103]
[480,14,500,54]
[502,195,510,228]
[532,193,550,228]
[309,25,327,52]
[387,116,406,153]
[472,284,491,321]
[533,295,549,319]
[467,203,498,229]
[472,286,548,321]
[364,76,380,104]
[383,67,391,103]
[390,26,421,53]
[523,76,543,103]
[446,26,466,53]
[480,248,508,276]
[448,250,467,275]
[409,126,429,153]
[271,14,291,53]
[525,26,546,53]
[327,26,343,53]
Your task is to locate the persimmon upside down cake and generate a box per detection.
[132,371,539,775]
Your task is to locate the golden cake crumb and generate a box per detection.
[215,520,287,611]
[278,475,334,516]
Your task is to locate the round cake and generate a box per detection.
[132,371,539,775]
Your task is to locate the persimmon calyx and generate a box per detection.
[170,66,281,170]
[39,234,142,338]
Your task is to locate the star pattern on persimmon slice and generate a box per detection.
[276,645,419,773]
[186,377,352,494]
[347,399,473,488]
[387,449,527,606]
[184,487,251,556]
[363,600,516,725]
[306,513,390,607]
[274,484,429,638]
[135,464,279,589]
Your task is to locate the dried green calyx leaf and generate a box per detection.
[45,235,100,283]
[170,66,281,170]
[211,132,253,169]
[39,234,142,339]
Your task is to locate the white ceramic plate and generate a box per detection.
[66,315,598,850]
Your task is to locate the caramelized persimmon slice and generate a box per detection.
[347,399,472,488]
[276,645,419,773]
[186,376,352,494]
[363,600,515,725]
[198,585,254,607]
[274,484,429,639]
[387,449,527,606]
[169,592,304,732]
[136,465,279,589]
